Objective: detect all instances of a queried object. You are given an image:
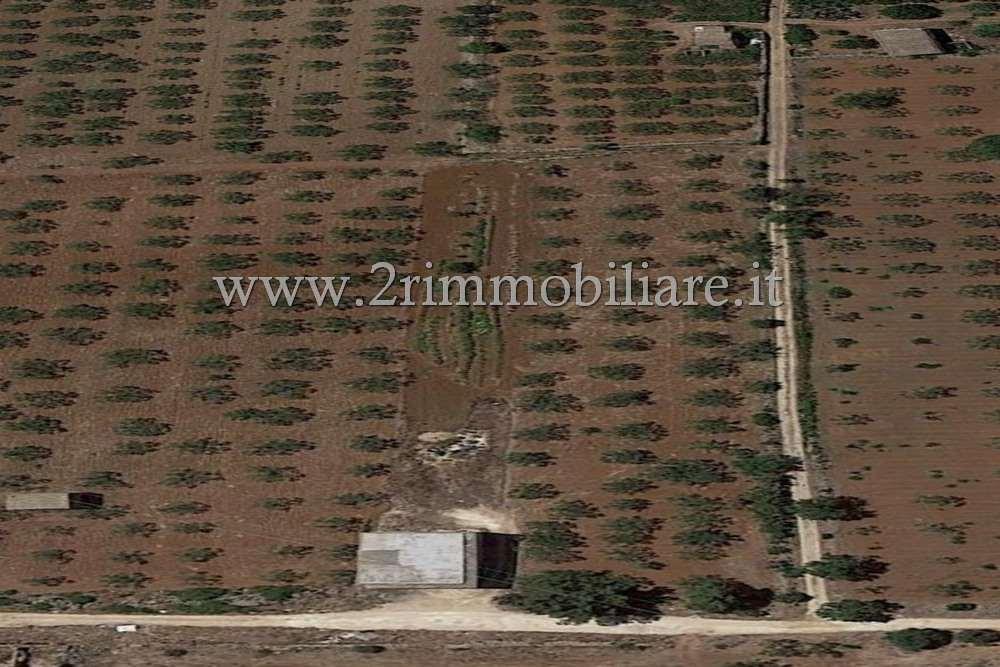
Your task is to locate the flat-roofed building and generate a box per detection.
[693,25,735,49]
[356,531,518,589]
[873,28,945,56]
[4,492,103,511]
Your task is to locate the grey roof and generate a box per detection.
[873,28,944,56]
[693,25,734,48]
[356,532,474,587]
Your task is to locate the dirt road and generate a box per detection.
[1,591,999,636]
[765,0,830,612]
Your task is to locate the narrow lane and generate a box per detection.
[765,0,830,612]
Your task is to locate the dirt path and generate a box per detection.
[2,595,1000,636]
[765,0,830,613]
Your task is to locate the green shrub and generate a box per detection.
[678,575,771,614]
[803,554,887,581]
[497,570,664,624]
[509,482,560,500]
[885,628,952,652]
[522,521,584,562]
[786,24,818,46]
[832,35,878,49]
[974,23,1000,38]
[956,629,1000,646]
[833,88,902,110]
[880,4,942,19]
[817,599,898,622]
[649,459,731,485]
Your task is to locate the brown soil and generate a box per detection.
[0,0,781,610]
[493,149,788,599]
[0,1,467,172]
[487,14,763,152]
[793,54,1000,614]
[0,164,417,601]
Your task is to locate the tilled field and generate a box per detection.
[499,150,789,593]
[794,54,1000,614]
[1,0,464,170]
[0,164,422,608]
[0,0,786,613]
[11,0,998,628]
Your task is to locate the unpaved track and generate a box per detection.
[0,589,996,636]
[2,600,1000,635]
[765,0,830,612]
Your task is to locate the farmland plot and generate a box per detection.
[0,0,762,172]
[449,6,764,152]
[0,165,420,610]
[0,0,472,170]
[0,0,799,619]
[365,148,801,612]
[486,151,795,604]
[793,55,1000,615]
[0,143,803,613]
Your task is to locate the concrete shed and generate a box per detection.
[693,25,735,49]
[873,28,945,56]
[4,492,103,511]
[356,531,518,589]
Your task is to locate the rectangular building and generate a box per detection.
[5,492,102,511]
[356,531,517,589]
[873,28,944,56]
[693,25,735,49]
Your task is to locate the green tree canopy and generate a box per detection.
[793,495,870,520]
[885,628,952,652]
[678,575,772,614]
[802,554,888,581]
[817,599,899,622]
[962,135,1000,160]
[498,570,665,624]
[880,3,942,19]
